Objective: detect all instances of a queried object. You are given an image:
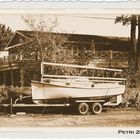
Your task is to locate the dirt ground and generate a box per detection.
[0,107,139,127]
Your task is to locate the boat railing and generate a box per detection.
[42,75,126,81]
[41,62,123,72]
[41,62,126,84]
[42,77,125,84]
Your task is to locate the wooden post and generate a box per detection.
[41,62,44,82]
[109,50,112,67]
[11,70,14,86]
[3,71,6,85]
[20,67,24,87]
[10,98,13,115]
[110,50,113,60]
[91,40,96,55]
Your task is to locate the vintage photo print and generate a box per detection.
[0,8,140,138]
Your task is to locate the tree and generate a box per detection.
[22,15,73,63]
[15,15,76,86]
[0,24,13,50]
[115,15,140,87]
[137,16,140,75]
[20,15,95,81]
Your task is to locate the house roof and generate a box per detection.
[5,30,131,51]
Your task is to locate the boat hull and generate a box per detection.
[31,81,125,101]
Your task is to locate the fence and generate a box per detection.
[0,53,38,65]
[0,51,129,67]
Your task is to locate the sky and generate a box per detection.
[0,14,130,37]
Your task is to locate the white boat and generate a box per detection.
[32,80,125,100]
[31,62,126,103]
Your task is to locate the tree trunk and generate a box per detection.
[136,15,140,87]
[137,16,140,70]
[128,15,137,87]
[130,15,137,70]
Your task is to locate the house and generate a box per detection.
[0,30,131,89]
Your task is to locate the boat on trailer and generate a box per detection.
[31,62,126,104]
[31,62,126,115]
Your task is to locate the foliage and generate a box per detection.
[115,15,132,25]
[0,24,13,50]
[115,15,140,87]
[21,15,72,63]
[19,15,95,81]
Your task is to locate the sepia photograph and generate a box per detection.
[0,13,139,129]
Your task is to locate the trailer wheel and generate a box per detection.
[91,103,102,115]
[78,103,89,115]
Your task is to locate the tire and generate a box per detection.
[91,102,102,115]
[78,102,89,115]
